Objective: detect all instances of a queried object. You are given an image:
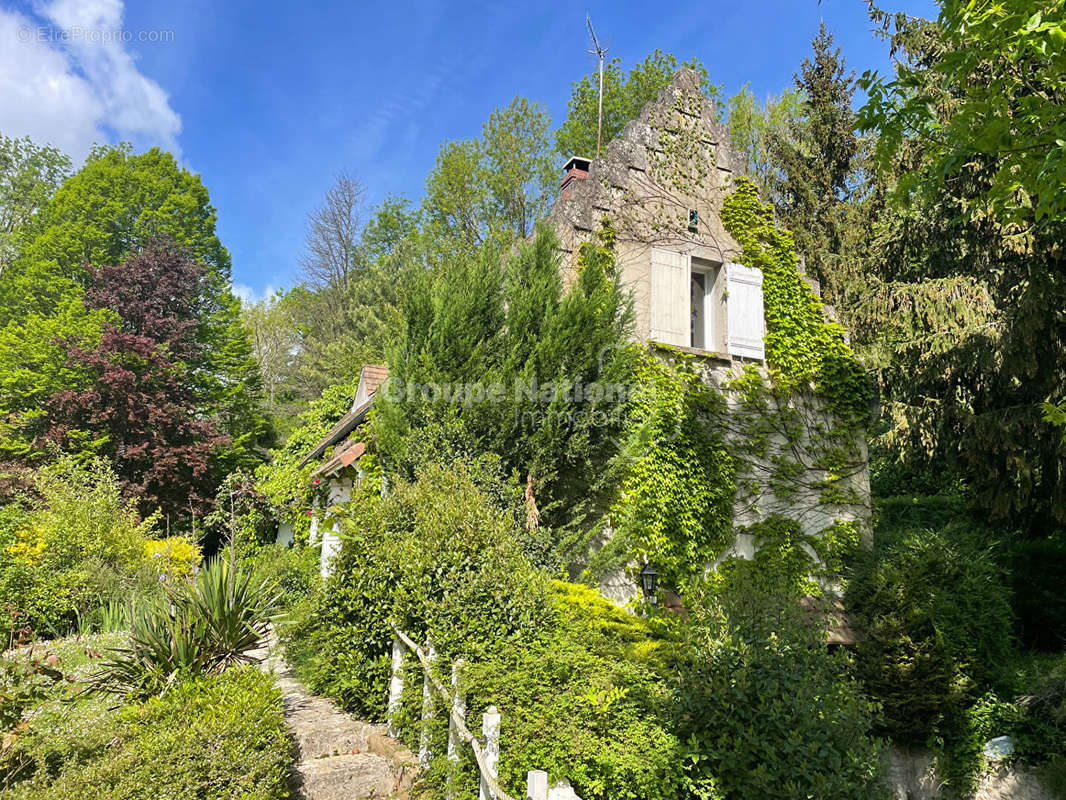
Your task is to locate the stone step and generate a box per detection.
[295,753,397,800]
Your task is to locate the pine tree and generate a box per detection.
[772,23,860,295]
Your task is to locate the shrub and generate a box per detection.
[283,460,551,719]
[674,588,886,800]
[0,456,160,639]
[453,582,683,800]
[847,519,1014,746]
[88,559,278,698]
[243,541,320,611]
[142,536,202,578]
[2,667,291,800]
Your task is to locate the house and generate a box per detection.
[283,364,388,577]
[297,69,870,591]
[549,68,870,602]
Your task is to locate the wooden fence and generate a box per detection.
[388,622,577,800]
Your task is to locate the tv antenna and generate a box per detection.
[586,15,608,159]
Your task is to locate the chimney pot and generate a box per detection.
[560,155,592,196]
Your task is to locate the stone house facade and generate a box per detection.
[550,69,871,602]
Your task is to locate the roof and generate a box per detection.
[297,365,388,469]
[312,440,366,479]
[297,397,374,468]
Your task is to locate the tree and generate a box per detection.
[42,242,230,520]
[726,85,804,199]
[424,96,555,246]
[555,50,723,160]
[374,223,634,555]
[0,134,70,272]
[847,4,1066,530]
[861,0,1066,231]
[299,171,366,308]
[771,23,861,292]
[0,145,268,481]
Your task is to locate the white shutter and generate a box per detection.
[725,262,765,359]
[649,248,690,346]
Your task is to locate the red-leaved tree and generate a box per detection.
[43,241,230,521]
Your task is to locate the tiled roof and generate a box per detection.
[298,365,389,469]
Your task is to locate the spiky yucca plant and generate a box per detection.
[88,559,280,698]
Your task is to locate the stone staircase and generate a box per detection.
[258,643,417,799]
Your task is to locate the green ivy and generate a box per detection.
[598,350,735,589]
[721,177,870,424]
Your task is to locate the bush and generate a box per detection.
[674,589,886,800]
[88,559,278,698]
[847,519,1014,746]
[2,667,291,800]
[283,460,551,719]
[243,541,320,611]
[452,582,683,800]
[0,457,162,639]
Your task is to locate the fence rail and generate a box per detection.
[388,622,574,800]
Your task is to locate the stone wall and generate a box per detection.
[884,748,1054,800]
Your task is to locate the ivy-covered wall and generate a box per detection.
[551,69,872,603]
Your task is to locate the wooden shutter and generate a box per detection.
[649,248,690,346]
[725,262,765,359]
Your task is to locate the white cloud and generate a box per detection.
[0,0,180,163]
[232,283,279,306]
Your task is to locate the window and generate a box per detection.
[690,258,721,351]
[650,248,764,358]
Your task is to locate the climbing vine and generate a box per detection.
[591,350,735,589]
[721,177,871,424]
[598,179,872,597]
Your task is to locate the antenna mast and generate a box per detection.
[586,15,608,159]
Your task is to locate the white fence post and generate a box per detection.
[480,706,501,800]
[526,770,548,800]
[387,635,405,738]
[446,659,466,800]
[419,638,437,769]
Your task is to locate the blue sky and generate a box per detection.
[1,0,937,300]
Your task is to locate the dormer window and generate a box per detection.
[650,247,765,359]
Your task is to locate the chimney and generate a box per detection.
[560,156,591,198]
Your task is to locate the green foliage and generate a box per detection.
[452,582,683,800]
[847,519,1014,747]
[674,590,885,800]
[0,134,70,271]
[255,373,361,542]
[769,23,861,295]
[595,351,734,588]
[860,0,1066,230]
[722,178,870,423]
[556,50,723,159]
[424,96,555,246]
[845,4,1066,530]
[3,667,291,800]
[0,646,66,732]
[0,456,161,640]
[375,222,634,555]
[243,542,320,611]
[0,145,268,513]
[726,84,804,198]
[710,515,859,598]
[284,461,550,719]
[88,559,279,698]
